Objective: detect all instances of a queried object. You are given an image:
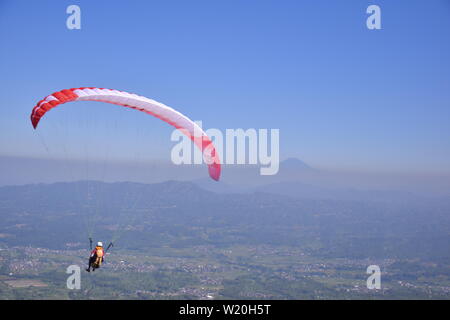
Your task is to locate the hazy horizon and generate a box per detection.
[1,155,449,200]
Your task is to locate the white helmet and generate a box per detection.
[97,242,103,247]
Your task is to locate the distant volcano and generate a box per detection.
[280,158,313,171]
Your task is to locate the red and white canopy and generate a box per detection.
[31,87,221,181]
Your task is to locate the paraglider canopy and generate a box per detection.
[30,87,221,181]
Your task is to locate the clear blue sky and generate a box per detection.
[1,0,449,173]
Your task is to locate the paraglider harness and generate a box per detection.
[87,238,113,272]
